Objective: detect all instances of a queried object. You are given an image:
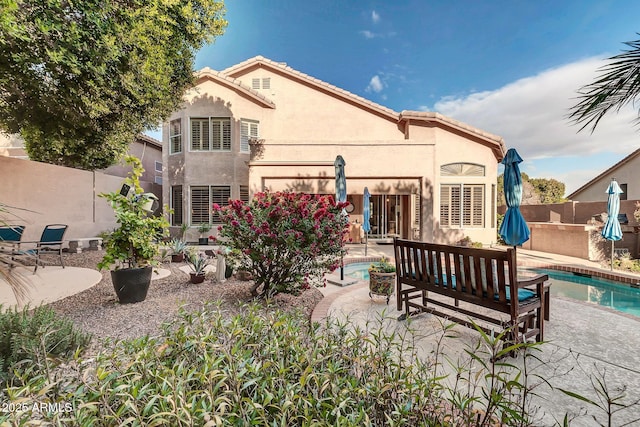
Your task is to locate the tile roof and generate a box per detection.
[195,67,276,108]
[212,56,506,159]
[220,55,398,120]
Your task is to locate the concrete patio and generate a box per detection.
[317,243,640,426]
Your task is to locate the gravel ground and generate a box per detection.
[47,251,324,354]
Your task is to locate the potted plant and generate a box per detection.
[97,155,169,304]
[185,250,209,284]
[169,238,187,263]
[197,223,212,245]
[368,256,396,304]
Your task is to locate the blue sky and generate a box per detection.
[155,0,640,195]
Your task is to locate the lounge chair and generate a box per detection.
[0,225,26,246]
[20,224,68,273]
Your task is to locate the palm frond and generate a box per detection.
[569,36,640,133]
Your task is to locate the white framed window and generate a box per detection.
[190,117,231,151]
[240,119,259,153]
[154,161,162,172]
[154,176,162,185]
[190,185,231,225]
[440,184,484,228]
[169,119,182,154]
[171,185,183,226]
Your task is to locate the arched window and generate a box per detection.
[440,163,485,176]
[439,163,486,228]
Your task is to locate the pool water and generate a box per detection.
[531,269,640,318]
[343,262,372,280]
[344,262,640,318]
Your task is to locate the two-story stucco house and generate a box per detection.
[163,56,506,244]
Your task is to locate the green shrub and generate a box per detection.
[0,305,91,384]
[1,303,546,426]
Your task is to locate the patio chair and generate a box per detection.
[21,224,68,273]
[0,225,25,246]
[0,225,26,268]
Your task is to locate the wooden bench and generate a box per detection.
[393,238,550,344]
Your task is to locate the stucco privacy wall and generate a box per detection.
[0,156,160,242]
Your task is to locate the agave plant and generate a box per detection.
[186,251,209,276]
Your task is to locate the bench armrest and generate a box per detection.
[516,274,549,289]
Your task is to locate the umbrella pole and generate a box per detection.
[611,241,614,271]
[365,232,368,256]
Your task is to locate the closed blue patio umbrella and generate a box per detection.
[602,179,623,270]
[499,148,530,249]
[335,155,347,279]
[363,187,371,255]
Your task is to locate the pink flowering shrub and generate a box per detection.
[213,191,349,297]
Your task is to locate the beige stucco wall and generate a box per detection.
[164,62,502,245]
[0,156,159,243]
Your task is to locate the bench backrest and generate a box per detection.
[0,225,25,242]
[393,238,519,305]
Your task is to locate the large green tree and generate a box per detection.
[497,173,566,206]
[0,0,227,170]
[569,35,640,132]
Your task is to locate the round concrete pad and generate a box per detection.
[0,266,102,310]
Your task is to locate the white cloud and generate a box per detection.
[433,57,639,161]
[366,75,384,93]
[372,10,380,23]
[359,30,375,39]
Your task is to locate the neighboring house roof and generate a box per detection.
[567,147,640,200]
[136,133,162,150]
[195,67,276,109]
[216,55,506,160]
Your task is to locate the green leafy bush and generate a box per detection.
[0,305,90,384]
[1,304,548,426]
[98,155,169,270]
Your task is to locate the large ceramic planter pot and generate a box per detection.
[171,253,184,263]
[198,238,209,246]
[111,266,153,304]
[190,272,205,284]
[369,270,396,304]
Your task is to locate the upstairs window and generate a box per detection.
[240,119,259,153]
[190,117,231,151]
[169,119,182,154]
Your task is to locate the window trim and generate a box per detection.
[240,119,259,153]
[169,119,182,154]
[189,117,232,152]
[189,185,231,225]
[170,185,183,226]
[440,184,485,228]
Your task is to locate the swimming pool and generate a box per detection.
[531,269,640,317]
[343,262,372,280]
[344,262,640,318]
